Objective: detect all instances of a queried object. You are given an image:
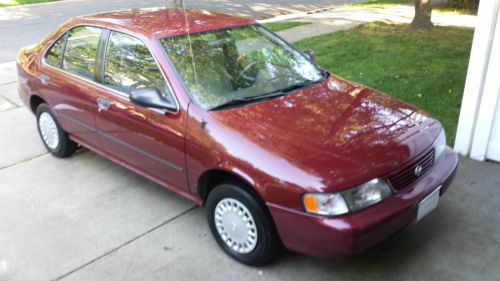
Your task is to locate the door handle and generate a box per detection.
[40,73,51,85]
[97,97,112,112]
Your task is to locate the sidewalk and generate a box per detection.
[265,5,476,42]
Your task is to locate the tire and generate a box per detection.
[206,182,282,266]
[36,103,78,158]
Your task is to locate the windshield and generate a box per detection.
[159,25,325,109]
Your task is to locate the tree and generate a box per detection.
[411,0,433,29]
[165,0,184,8]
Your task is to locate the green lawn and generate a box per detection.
[433,2,478,15]
[0,0,58,7]
[350,0,411,8]
[351,0,477,14]
[294,22,474,145]
[263,21,311,32]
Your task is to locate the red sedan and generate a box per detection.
[17,8,458,265]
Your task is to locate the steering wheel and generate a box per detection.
[235,61,259,86]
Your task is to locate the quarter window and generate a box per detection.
[62,26,101,80]
[104,31,167,96]
[45,32,66,67]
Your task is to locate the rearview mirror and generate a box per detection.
[303,50,316,63]
[130,87,177,112]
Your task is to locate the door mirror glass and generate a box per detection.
[130,87,177,111]
[303,50,316,62]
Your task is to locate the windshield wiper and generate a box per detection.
[208,97,263,110]
[209,90,291,111]
[209,75,329,111]
[273,79,317,94]
[273,70,330,94]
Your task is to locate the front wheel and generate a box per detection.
[206,182,282,266]
[36,103,78,158]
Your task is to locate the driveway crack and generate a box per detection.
[53,205,199,281]
[0,152,49,171]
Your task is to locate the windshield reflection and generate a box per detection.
[160,25,324,109]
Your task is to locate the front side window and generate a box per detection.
[45,32,66,67]
[104,31,167,96]
[62,26,101,80]
[160,25,325,109]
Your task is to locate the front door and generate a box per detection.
[94,30,187,191]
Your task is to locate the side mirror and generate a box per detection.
[303,50,316,63]
[130,87,177,112]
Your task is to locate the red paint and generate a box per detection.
[17,8,459,257]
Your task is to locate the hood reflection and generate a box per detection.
[209,75,438,191]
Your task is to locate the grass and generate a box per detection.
[349,0,411,8]
[0,0,58,7]
[433,2,478,15]
[350,0,477,14]
[263,21,311,32]
[294,21,474,145]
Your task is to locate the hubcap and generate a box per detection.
[214,198,258,254]
[38,112,59,150]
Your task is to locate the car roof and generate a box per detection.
[75,8,256,38]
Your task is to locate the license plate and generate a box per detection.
[416,186,441,222]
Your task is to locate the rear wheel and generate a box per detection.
[206,182,282,266]
[36,103,77,158]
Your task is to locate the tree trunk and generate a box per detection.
[166,0,184,8]
[411,0,433,29]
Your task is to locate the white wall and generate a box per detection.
[454,0,500,162]
[487,97,500,160]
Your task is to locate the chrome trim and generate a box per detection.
[414,165,424,176]
[59,113,184,173]
[41,24,180,115]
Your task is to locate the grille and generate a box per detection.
[388,148,435,190]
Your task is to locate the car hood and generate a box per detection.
[208,75,441,192]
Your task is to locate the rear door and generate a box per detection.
[40,25,103,148]
[93,30,188,191]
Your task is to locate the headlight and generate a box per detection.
[303,178,392,216]
[341,178,392,212]
[303,193,349,216]
[433,128,446,160]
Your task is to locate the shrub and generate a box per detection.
[447,0,479,11]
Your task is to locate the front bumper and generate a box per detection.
[267,147,459,258]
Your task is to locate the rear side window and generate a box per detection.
[104,31,167,96]
[62,26,101,80]
[45,32,66,67]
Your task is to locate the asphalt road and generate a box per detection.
[0,0,358,62]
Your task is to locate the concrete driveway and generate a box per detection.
[0,4,499,279]
[1,62,499,281]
